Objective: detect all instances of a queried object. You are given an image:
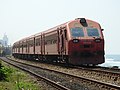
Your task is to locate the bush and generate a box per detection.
[0,61,2,69]
[0,67,6,81]
[0,61,13,81]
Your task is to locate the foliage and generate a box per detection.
[0,61,40,90]
[0,62,13,81]
[0,60,2,68]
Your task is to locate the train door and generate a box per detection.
[41,35,42,55]
[41,33,45,60]
[22,41,23,54]
[25,40,27,53]
[58,27,67,61]
[27,40,30,54]
[33,37,35,54]
[18,42,20,53]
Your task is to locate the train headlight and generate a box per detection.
[73,39,79,43]
[95,38,101,43]
[80,18,88,27]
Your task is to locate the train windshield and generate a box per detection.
[87,28,100,37]
[70,27,84,37]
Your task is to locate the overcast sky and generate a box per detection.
[0,0,120,54]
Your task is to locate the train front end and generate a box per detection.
[68,18,105,65]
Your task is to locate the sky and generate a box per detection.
[0,0,120,54]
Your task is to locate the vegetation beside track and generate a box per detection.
[0,59,40,90]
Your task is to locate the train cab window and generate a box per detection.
[70,27,84,37]
[87,28,100,37]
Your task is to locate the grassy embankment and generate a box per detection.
[0,60,41,90]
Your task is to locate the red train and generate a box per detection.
[12,18,105,65]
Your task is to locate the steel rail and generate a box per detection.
[75,66,120,75]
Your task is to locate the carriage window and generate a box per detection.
[70,27,84,37]
[29,40,34,47]
[87,28,100,37]
[35,38,40,46]
[45,33,57,45]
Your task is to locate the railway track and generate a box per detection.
[0,57,70,90]
[9,56,120,86]
[4,57,120,85]
[1,57,120,90]
[73,65,120,85]
[77,65,120,74]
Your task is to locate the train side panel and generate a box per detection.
[44,30,58,55]
[12,18,105,65]
[27,37,35,54]
[35,34,41,54]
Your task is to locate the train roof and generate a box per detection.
[34,20,71,36]
[13,18,100,45]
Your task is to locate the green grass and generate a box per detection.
[0,60,41,90]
